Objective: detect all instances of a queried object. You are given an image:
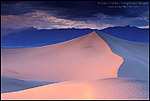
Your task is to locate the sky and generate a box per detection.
[1,1,149,29]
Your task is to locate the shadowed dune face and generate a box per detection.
[96,31,149,81]
[1,32,123,82]
[1,78,149,100]
[1,77,53,93]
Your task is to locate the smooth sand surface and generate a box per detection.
[1,78,149,100]
[1,31,123,82]
[96,31,149,80]
[1,77,53,93]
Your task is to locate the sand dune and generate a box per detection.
[1,31,123,82]
[96,31,149,80]
[1,77,54,93]
[1,31,149,100]
[2,78,149,100]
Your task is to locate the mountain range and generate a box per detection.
[1,25,149,48]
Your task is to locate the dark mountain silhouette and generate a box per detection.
[1,28,93,47]
[100,25,149,43]
[1,27,37,36]
[1,25,149,48]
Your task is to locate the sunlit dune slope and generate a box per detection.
[1,31,123,82]
[2,78,149,100]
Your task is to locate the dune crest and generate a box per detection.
[1,31,123,82]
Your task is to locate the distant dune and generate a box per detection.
[2,78,149,100]
[1,31,123,82]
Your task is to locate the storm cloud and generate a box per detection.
[1,1,149,19]
[1,1,149,29]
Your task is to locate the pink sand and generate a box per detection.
[1,31,123,82]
